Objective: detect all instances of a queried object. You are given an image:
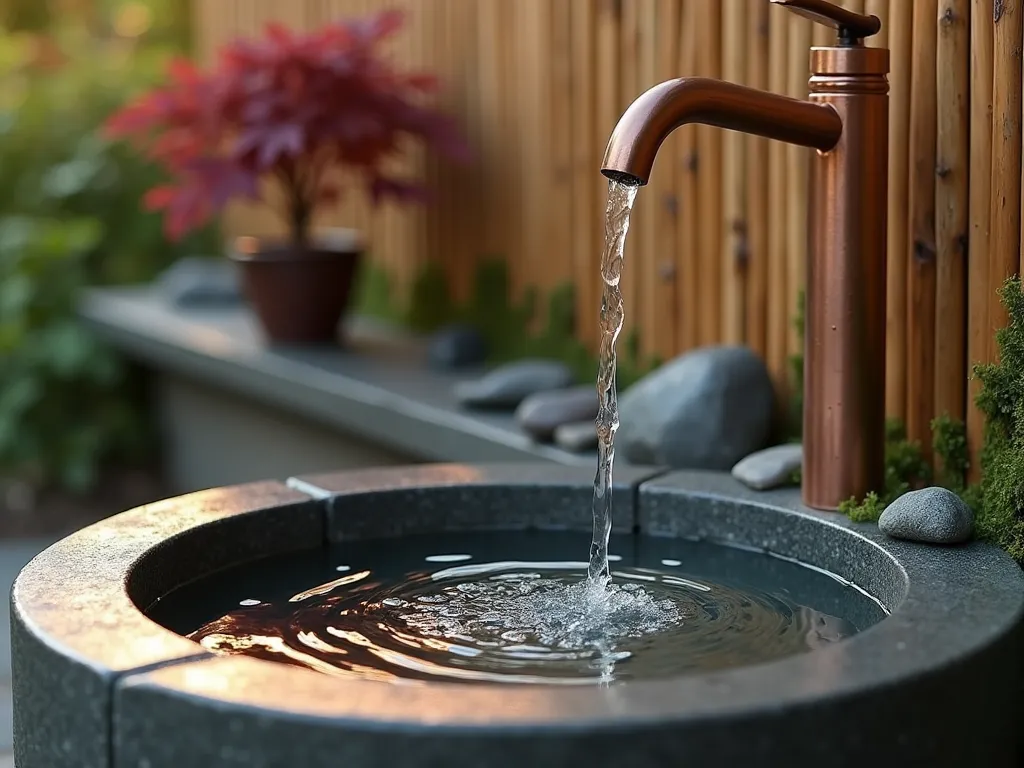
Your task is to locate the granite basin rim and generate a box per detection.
[11,464,1024,750]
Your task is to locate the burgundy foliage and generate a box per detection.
[104,10,470,244]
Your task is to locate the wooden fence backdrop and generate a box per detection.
[194,0,1019,478]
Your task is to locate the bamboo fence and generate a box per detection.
[196,0,1019,474]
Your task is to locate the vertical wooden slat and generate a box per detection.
[786,9,811,378]
[549,0,575,302]
[637,0,662,359]
[885,0,912,423]
[570,0,598,347]
[499,0,524,300]
[476,0,503,262]
[595,0,622,347]
[720,0,748,345]
[695,0,723,345]
[990,0,1024,347]
[617,1,641,348]
[677,0,701,352]
[745,3,769,359]
[967,0,994,483]
[907,0,939,459]
[766,4,790,403]
[934,0,970,430]
[785,14,812,375]
[652,0,681,360]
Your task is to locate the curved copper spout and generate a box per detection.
[601,77,843,185]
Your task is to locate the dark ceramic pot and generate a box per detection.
[230,232,363,345]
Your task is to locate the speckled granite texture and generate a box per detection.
[9,464,1024,767]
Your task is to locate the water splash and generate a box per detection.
[589,180,640,583]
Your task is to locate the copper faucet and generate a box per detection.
[602,0,889,511]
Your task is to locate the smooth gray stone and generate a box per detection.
[618,346,774,470]
[158,257,242,308]
[455,359,574,410]
[731,443,803,490]
[554,420,598,452]
[878,486,974,544]
[515,386,597,441]
[427,324,488,370]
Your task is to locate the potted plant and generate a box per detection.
[104,10,469,344]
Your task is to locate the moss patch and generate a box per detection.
[972,277,1024,560]
[354,258,659,388]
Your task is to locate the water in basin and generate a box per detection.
[147,530,885,685]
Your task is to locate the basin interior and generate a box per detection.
[145,528,887,685]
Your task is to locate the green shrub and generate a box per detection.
[0,217,153,490]
[0,9,217,491]
[972,277,1024,560]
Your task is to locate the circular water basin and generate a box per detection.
[10,464,1024,767]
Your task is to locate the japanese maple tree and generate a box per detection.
[104,10,469,246]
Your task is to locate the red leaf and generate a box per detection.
[103,6,470,239]
[142,185,176,211]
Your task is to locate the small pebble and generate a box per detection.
[427,324,488,370]
[455,359,574,410]
[731,443,803,491]
[516,386,598,441]
[877,486,974,545]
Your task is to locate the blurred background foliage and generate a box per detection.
[0,0,219,493]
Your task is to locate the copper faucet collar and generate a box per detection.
[810,46,890,77]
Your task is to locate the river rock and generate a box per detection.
[731,443,803,490]
[878,487,974,545]
[454,359,574,410]
[159,256,242,308]
[516,386,598,441]
[554,420,599,452]
[617,345,774,470]
[427,324,488,370]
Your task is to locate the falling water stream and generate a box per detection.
[588,179,640,583]
[148,181,877,685]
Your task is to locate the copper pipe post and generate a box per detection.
[803,46,889,510]
[602,0,890,511]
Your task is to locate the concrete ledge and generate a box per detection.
[79,287,595,469]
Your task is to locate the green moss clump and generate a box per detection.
[972,277,1024,560]
[405,262,454,332]
[839,492,884,523]
[882,418,933,500]
[932,413,969,493]
[353,262,402,323]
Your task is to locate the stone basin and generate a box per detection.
[10,464,1024,767]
